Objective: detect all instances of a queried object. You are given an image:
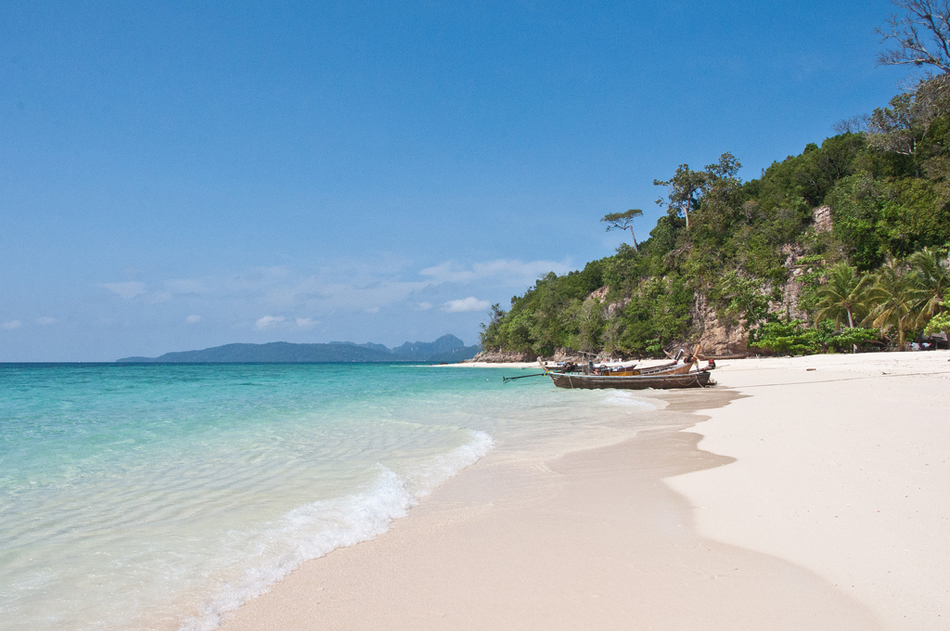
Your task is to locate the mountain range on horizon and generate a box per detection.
[117,334,480,364]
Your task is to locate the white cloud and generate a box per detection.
[36,317,56,325]
[102,282,147,299]
[420,262,477,284]
[420,258,572,286]
[441,297,491,313]
[255,315,285,330]
[186,315,201,324]
[88,257,570,338]
[2,320,22,330]
[198,264,428,313]
[165,279,208,294]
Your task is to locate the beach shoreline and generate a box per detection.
[218,351,950,630]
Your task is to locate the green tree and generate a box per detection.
[924,295,950,336]
[909,246,950,315]
[713,270,771,327]
[653,152,744,236]
[750,319,879,355]
[601,209,644,251]
[478,303,507,349]
[616,275,693,354]
[757,135,868,213]
[825,172,950,267]
[813,262,870,352]
[691,153,746,246]
[868,91,926,159]
[813,262,869,330]
[909,247,950,343]
[566,296,606,353]
[864,257,925,348]
[654,164,708,230]
[748,319,822,355]
[866,77,950,174]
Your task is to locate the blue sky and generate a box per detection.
[1,0,910,361]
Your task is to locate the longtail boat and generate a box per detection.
[539,359,681,377]
[546,369,713,390]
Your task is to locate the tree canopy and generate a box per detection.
[601,209,644,250]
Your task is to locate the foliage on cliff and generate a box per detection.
[480,76,950,357]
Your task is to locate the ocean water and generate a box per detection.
[0,363,660,631]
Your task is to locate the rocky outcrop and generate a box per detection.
[588,286,609,301]
[465,349,538,363]
[688,241,820,354]
[549,348,604,363]
[772,243,810,321]
[813,205,833,233]
[586,285,630,319]
[689,292,750,355]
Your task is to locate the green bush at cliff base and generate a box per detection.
[748,319,879,355]
[924,298,950,335]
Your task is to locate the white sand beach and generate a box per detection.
[667,351,950,630]
[220,351,950,631]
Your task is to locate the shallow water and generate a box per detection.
[0,363,663,631]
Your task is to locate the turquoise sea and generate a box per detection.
[0,363,660,631]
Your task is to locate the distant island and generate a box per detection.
[117,334,480,363]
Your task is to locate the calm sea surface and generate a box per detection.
[0,363,660,631]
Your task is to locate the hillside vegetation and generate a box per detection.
[479,75,950,359]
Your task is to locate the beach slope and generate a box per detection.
[212,353,950,630]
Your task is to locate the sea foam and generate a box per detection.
[602,390,658,409]
[178,430,493,631]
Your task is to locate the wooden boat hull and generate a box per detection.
[547,370,713,390]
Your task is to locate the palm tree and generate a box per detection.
[813,262,868,330]
[908,247,950,326]
[864,257,926,350]
[813,262,870,352]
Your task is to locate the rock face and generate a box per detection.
[776,244,810,322]
[813,205,833,233]
[466,349,539,363]
[688,293,750,356]
[681,230,833,356]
